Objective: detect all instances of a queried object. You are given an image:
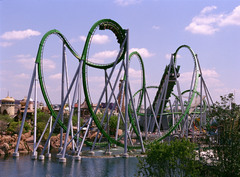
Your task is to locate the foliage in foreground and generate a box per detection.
[201,93,240,177]
[137,139,201,177]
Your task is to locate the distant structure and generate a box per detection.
[20,97,34,113]
[38,102,44,110]
[17,97,34,120]
[0,95,15,117]
[74,100,101,119]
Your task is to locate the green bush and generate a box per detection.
[37,121,49,141]
[202,93,240,177]
[137,139,202,177]
[37,109,50,123]
[7,121,31,134]
[0,114,13,122]
[109,115,124,135]
[96,113,123,135]
[0,114,13,132]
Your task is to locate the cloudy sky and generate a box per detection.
[1,0,240,104]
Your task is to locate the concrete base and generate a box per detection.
[45,153,51,158]
[56,153,62,158]
[59,158,66,163]
[12,152,19,157]
[88,151,95,155]
[74,156,81,161]
[31,152,38,160]
[122,153,129,158]
[104,151,112,155]
[39,155,45,161]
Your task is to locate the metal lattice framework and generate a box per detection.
[13,19,213,162]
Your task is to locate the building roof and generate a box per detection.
[1,96,15,102]
[20,97,33,106]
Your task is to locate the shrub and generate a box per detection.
[202,93,240,177]
[0,114,13,132]
[137,139,202,177]
[37,122,49,141]
[7,121,31,134]
[96,113,123,135]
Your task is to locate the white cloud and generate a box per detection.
[201,68,219,78]
[171,68,240,103]
[93,50,118,59]
[185,13,220,35]
[14,73,30,79]
[1,29,41,40]
[165,54,172,59]
[69,38,79,43]
[152,25,160,30]
[114,0,142,6]
[16,55,56,70]
[165,53,181,60]
[185,5,240,35]
[201,6,217,14]
[79,36,86,42]
[219,6,240,26]
[79,34,110,44]
[129,68,142,78]
[179,68,222,87]
[88,48,153,65]
[87,50,118,64]
[92,48,154,60]
[16,54,32,58]
[87,58,105,64]
[0,42,13,47]
[17,56,35,70]
[51,55,60,59]
[49,73,62,80]
[179,71,193,83]
[42,59,56,70]
[130,48,155,58]
[201,68,223,88]
[185,22,219,35]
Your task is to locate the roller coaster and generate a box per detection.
[13,19,213,162]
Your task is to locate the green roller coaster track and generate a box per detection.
[35,19,201,149]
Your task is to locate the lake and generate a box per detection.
[0,153,140,177]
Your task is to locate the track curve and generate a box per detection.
[35,18,202,150]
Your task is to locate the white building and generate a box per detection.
[1,96,15,117]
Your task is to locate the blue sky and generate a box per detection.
[1,0,240,104]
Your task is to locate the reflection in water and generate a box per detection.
[124,158,128,177]
[1,154,139,177]
[32,159,37,177]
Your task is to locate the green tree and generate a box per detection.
[202,93,240,177]
[34,109,51,139]
[0,114,13,133]
[96,113,124,135]
[7,121,31,134]
[137,139,202,177]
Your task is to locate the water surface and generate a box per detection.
[0,154,139,177]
